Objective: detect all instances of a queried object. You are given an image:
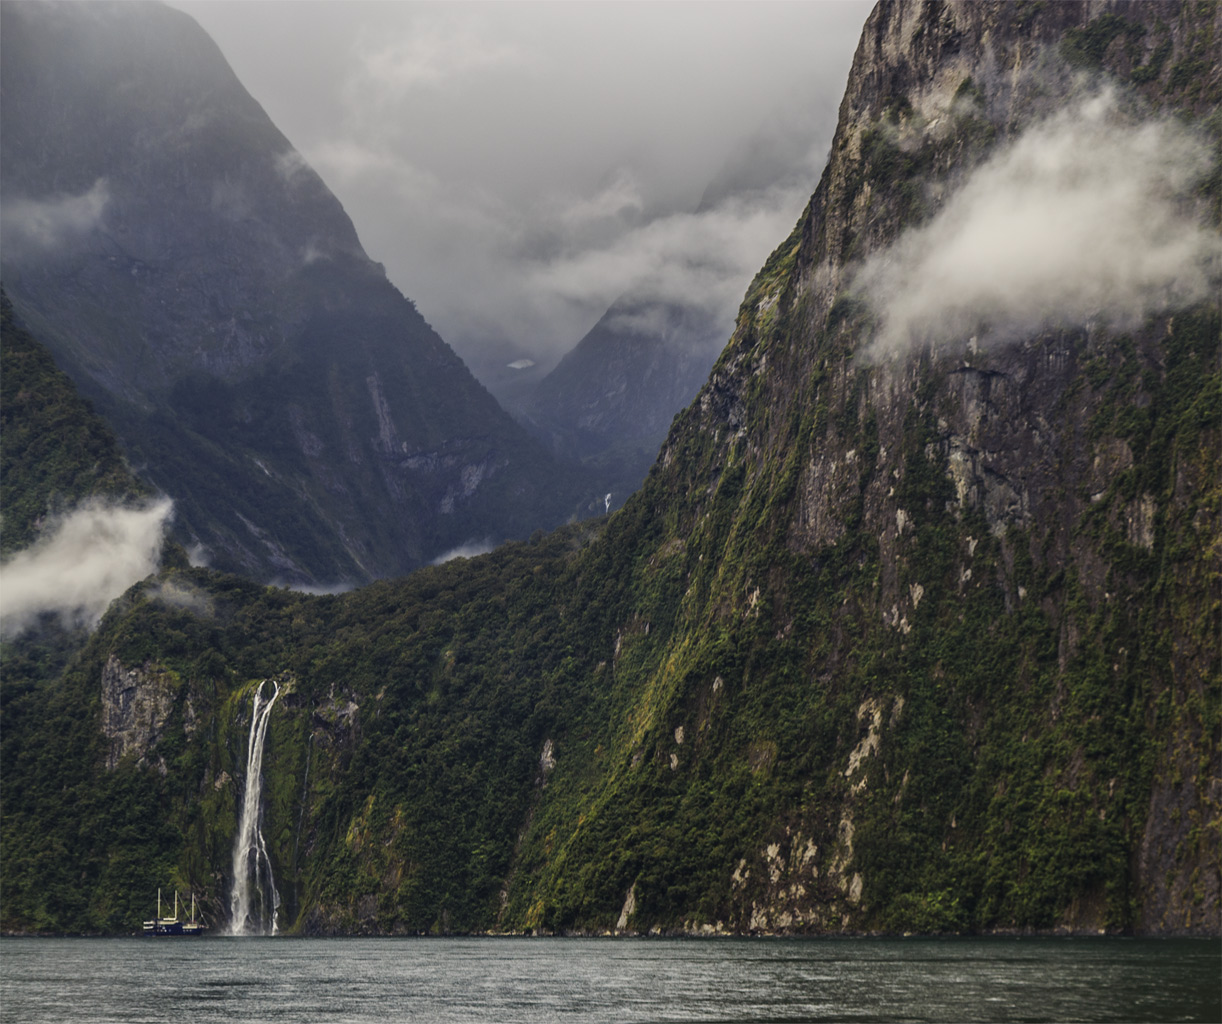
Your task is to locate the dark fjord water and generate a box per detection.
[1,936,1217,1023]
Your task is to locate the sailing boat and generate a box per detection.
[142,888,206,936]
[182,892,205,935]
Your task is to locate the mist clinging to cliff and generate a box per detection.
[854,89,1222,359]
[0,498,173,638]
[1,179,110,254]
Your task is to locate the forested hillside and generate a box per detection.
[0,291,164,683]
[0,291,148,556]
[2,0,1217,937]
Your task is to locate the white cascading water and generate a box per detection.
[228,679,281,936]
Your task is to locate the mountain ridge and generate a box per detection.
[1,0,594,585]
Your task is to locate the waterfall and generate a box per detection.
[228,679,281,936]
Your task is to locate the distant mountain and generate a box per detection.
[520,298,720,501]
[0,0,592,585]
[519,124,828,502]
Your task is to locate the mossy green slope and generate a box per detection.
[1,0,1218,936]
[1,289,158,684]
[1,289,148,555]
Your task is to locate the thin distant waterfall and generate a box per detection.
[229,679,281,936]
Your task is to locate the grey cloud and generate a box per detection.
[431,539,495,565]
[529,185,814,341]
[853,89,1222,360]
[605,302,690,340]
[146,577,216,617]
[0,498,173,638]
[186,541,211,567]
[274,148,310,184]
[1,179,109,252]
[278,581,355,595]
[349,14,528,96]
[301,242,330,266]
[171,1,869,361]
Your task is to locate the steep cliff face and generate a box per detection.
[510,0,1220,935]
[100,655,181,771]
[1,0,1217,938]
[0,1,590,584]
[518,130,826,502]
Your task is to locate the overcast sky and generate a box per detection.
[170,1,869,369]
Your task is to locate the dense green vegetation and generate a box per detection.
[0,289,148,555]
[2,301,1215,935]
[0,291,156,684]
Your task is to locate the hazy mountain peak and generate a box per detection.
[1,0,591,583]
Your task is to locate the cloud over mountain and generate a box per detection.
[0,179,109,253]
[854,89,1221,358]
[528,182,817,344]
[172,1,868,360]
[0,498,173,638]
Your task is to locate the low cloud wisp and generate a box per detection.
[0,498,173,638]
[431,539,495,565]
[280,581,355,596]
[0,179,110,253]
[853,89,1221,359]
[528,184,814,350]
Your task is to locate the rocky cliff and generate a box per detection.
[0,1,592,584]
[602,0,1219,934]
[1,0,1217,937]
[645,0,1220,934]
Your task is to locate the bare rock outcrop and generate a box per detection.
[100,654,177,771]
